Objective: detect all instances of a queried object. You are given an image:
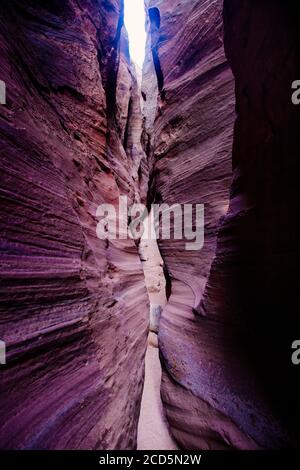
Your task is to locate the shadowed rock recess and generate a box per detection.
[0,0,300,451]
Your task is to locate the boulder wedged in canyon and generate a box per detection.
[145,0,300,449]
[0,0,149,449]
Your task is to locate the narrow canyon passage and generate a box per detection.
[137,217,178,450]
[137,339,178,450]
[124,1,178,450]
[1,0,300,453]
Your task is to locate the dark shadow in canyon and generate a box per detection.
[198,0,300,447]
[148,7,164,96]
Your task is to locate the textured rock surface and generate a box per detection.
[0,0,149,449]
[143,0,236,449]
[143,0,235,324]
[146,0,300,449]
[199,0,300,448]
[2,0,300,452]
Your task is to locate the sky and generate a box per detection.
[124,0,147,68]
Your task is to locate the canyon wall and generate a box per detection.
[143,0,238,449]
[146,0,300,449]
[1,0,300,452]
[0,0,149,449]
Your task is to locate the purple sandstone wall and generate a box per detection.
[144,0,300,449]
[0,0,149,450]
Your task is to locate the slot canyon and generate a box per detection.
[1,0,300,451]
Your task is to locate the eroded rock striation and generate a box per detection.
[0,0,149,449]
[145,0,300,449]
[143,0,237,449]
[1,0,300,452]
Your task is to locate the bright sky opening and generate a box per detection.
[124,0,147,68]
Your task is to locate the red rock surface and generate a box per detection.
[145,0,300,449]
[0,0,149,449]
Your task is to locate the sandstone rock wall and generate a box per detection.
[0,0,149,449]
[143,0,237,449]
[145,0,300,449]
[199,0,300,448]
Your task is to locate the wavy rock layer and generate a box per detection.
[143,0,237,449]
[0,0,149,449]
[146,0,300,449]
